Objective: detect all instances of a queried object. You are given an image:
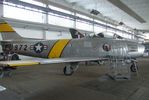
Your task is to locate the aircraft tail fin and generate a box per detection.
[0,19,23,40]
[69,28,84,39]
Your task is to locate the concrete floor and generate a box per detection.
[0,58,149,100]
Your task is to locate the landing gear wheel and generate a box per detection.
[63,66,73,76]
[11,54,20,60]
[98,60,104,65]
[130,64,138,72]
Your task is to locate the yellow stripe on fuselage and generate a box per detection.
[0,23,15,32]
[48,39,70,58]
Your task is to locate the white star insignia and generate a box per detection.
[35,44,42,51]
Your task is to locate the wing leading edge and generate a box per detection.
[0,57,103,67]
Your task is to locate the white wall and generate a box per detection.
[0,2,3,17]
[0,27,72,40]
[4,5,44,23]
[46,31,71,40]
[14,28,72,40]
[14,28,44,39]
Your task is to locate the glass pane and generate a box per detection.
[94,25,106,33]
[14,28,43,39]
[46,31,71,40]
[76,21,93,31]
[49,5,73,14]
[76,13,92,20]
[48,14,74,27]
[94,19,106,25]
[4,4,44,23]
[19,0,46,7]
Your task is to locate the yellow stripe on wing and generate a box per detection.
[48,39,70,58]
[0,23,15,32]
[8,61,39,67]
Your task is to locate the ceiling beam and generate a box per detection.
[1,17,93,34]
[2,0,136,36]
[108,0,146,23]
[35,0,119,26]
[137,29,149,33]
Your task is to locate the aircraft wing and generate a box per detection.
[0,57,104,67]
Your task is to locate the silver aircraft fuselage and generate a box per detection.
[2,37,145,59]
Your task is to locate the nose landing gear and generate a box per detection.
[63,62,79,76]
[130,61,138,72]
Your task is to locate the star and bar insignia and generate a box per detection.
[30,42,48,53]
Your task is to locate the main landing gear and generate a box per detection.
[103,58,139,80]
[130,61,138,72]
[63,62,79,76]
[0,52,20,78]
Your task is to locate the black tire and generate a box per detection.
[130,64,138,72]
[11,54,20,60]
[63,66,73,76]
[11,54,20,68]
[98,60,104,65]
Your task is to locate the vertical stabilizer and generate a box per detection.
[0,19,23,40]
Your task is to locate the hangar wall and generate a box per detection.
[14,28,44,39]
[2,0,142,41]
[0,27,71,40]
[0,0,145,42]
[46,31,71,40]
[0,5,3,17]
[0,1,3,52]
[14,28,71,40]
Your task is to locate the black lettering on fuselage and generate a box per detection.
[13,45,28,51]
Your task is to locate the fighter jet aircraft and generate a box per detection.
[0,19,145,77]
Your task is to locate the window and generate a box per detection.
[49,5,73,14]
[76,13,92,20]
[144,34,149,39]
[48,5,74,27]
[19,0,46,7]
[94,19,106,25]
[48,14,74,27]
[46,31,71,40]
[94,25,106,33]
[4,2,44,23]
[14,28,43,39]
[76,20,93,31]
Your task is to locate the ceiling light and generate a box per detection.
[119,22,124,25]
[90,9,100,15]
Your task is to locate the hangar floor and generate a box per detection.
[0,58,149,100]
